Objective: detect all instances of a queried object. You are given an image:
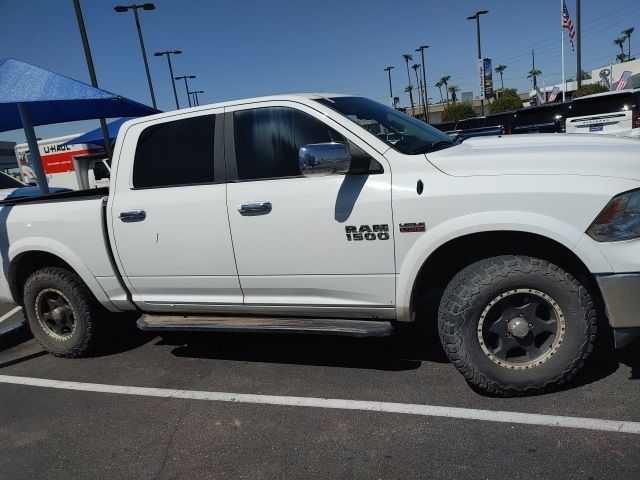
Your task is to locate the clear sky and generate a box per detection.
[1,0,639,143]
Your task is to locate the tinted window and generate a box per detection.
[234,107,348,180]
[0,172,23,188]
[513,104,569,126]
[569,93,639,117]
[133,115,216,188]
[485,112,515,127]
[466,117,486,129]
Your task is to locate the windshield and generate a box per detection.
[0,171,24,189]
[315,96,453,155]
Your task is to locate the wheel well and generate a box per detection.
[411,231,600,321]
[10,251,73,304]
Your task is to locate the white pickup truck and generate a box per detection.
[1,94,638,396]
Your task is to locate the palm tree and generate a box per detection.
[494,64,507,90]
[622,27,635,59]
[435,79,444,103]
[616,53,627,63]
[440,75,451,103]
[448,85,460,104]
[614,37,626,56]
[402,54,415,111]
[411,64,425,115]
[527,68,542,89]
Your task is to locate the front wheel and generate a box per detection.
[438,255,596,396]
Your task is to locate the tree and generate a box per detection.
[580,69,591,80]
[442,102,476,122]
[616,53,627,63]
[622,27,635,59]
[527,68,542,89]
[435,79,444,103]
[448,85,460,104]
[440,75,451,102]
[494,64,507,90]
[402,54,415,111]
[573,83,609,98]
[489,88,523,114]
[614,36,626,59]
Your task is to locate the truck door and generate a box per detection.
[224,102,395,318]
[109,110,243,311]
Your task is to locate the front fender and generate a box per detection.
[8,237,118,311]
[395,211,610,322]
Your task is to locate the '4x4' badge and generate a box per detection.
[345,225,390,241]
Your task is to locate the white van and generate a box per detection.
[565,89,640,137]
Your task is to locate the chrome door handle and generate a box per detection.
[238,202,272,216]
[118,210,146,222]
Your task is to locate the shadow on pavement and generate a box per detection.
[162,331,428,372]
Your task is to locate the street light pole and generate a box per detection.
[72,0,112,157]
[114,3,157,109]
[384,66,394,108]
[191,90,204,106]
[416,45,429,123]
[467,10,489,116]
[154,50,181,109]
[175,75,195,107]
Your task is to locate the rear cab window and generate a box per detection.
[133,115,217,188]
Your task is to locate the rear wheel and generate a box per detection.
[438,255,596,396]
[23,267,103,357]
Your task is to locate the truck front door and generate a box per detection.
[224,102,395,318]
[109,110,242,311]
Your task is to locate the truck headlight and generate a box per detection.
[587,189,640,242]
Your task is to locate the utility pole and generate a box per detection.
[416,45,430,122]
[384,66,395,108]
[72,0,112,157]
[532,49,537,89]
[576,0,582,89]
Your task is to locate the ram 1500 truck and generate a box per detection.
[1,94,638,396]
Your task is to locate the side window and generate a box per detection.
[133,115,216,188]
[233,107,380,181]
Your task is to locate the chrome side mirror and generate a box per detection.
[298,142,351,177]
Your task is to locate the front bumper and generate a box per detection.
[596,273,640,348]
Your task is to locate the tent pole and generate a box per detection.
[72,0,112,158]
[17,103,49,195]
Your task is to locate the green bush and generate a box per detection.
[573,83,609,98]
[442,102,476,122]
[490,89,523,114]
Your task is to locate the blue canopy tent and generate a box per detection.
[0,58,158,193]
[62,117,133,148]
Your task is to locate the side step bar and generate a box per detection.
[137,315,394,338]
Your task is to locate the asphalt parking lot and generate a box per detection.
[0,301,638,480]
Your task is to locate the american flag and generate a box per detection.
[548,87,561,102]
[562,1,575,51]
[615,71,632,91]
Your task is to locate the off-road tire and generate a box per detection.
[438,255,596,396]
[23,267,103,357]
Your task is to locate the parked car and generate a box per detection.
[512,102,571,134]
[565,88,640,137]
[484,111,516,134]
[0,171,70,200]
[0,93,639,396]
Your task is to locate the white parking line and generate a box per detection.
[0,306,21,324]
[0,374,638,434]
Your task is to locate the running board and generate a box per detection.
[137,315,394,338]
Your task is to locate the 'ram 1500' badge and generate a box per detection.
[345,224,390,241]
[399,222,426,233]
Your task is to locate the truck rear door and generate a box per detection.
[109,110,243,311]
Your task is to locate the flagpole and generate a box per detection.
[561,0,566,101]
